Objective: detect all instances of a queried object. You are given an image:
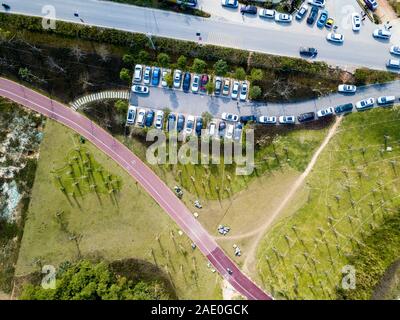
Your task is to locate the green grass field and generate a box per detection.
[257,107,400,299]
[16,120,222,299]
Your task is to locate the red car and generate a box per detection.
[200,74,209,91]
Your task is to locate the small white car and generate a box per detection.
[185,115,195,134]
[161,70,169,87]
[351,13,361,31]
[126,105,137,125]
[143,66,151,85]
[208,121,217,136]
[390,46,400,55]
[259,9,275,19]
[134,64,143,83]
[377,96,396,105]
[317,107,334,118]
[239,82,248,101]
[279,115,295,124]
[154,110,164,129]
[225,124,235,139]
[221,112,239,122]
[191,74,200,93]
[356,98,375,110]
[327,32,344,43]
[275,13,292,23]
[136,108,146,127]
[231,81,240,99]
[173,69,182,88]
[222,79,230,95]
[132,85,149,94]
[338,84,357,93]
[387,59,400,69]
[373,29,391,40]
[258,116,277,124]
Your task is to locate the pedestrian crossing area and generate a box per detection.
[70,90,130,110]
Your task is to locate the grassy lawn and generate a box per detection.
[257,107,400,299]
[16,120,221,299]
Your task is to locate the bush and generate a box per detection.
[354,68,396,85]
[250,68,263,83]
[177,55,188,70]
[234,67,246,81]
[214,59,229,76]
[191,58,207,74]
[157,53,170,67]
[138,50,150,64]
[249,85,262,100]
[122,54,135,68]
[114,100,128,114]
[119,68,131,83]
[165,72,173,88]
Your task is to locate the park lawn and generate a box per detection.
[257,107,400,300]
[16,119,221,300]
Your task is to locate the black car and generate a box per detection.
[219,121,226,137]
[2,3,10,10]
[177,114,185,132]
[307,6,319,25]
[299,47,318,57]
[182,72,191,92]
[298,112,315,123]
[334,103,353,114]
[239,115,257,123]
[167,114,176,131]
[240,5,257,15]
[145,110,155,127]
[215,77,222,95]
[195,117,203,136]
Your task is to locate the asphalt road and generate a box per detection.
[3,0,397,71]
[0,77,272,300]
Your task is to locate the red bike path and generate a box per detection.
[0,78,272,300]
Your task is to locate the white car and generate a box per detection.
[221,112,239,122]
[173,69,182,88]
[317,107,334,118]
[126,105,137,125]
[387,59,400,69]
[231,81,240,99]
[221,0,238,8]
[275,13,292,23]
[225,124,235,139]
[258,116,277,124]
[239,82,248,101]
[327,32,344,43]
[338,84,357,93]
[208,121,217,136]
[352,13,361,31]
[307,0,325,7]
[154,110,164,129]
[143,66,151,85]
[377,96,396,105]
[161,70,169,87]
[185,115,195,134]
[191,75,200,93]
[134,64,143,83]
[132,85,149,94]
[355,98,375,110]
[390,46,400,55]
[279,115,295,124]
[259,9,275,19]
[373,29,391,40]
[136,108,146,127]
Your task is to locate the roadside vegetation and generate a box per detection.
[257,107,400,299]
[388,1,400,16]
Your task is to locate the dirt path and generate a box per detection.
[234,116,343,274]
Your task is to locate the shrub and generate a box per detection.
[119,68,131,83]
[122,54,135,68]
[214,59,229,76]
[157,53,170,67]
[249,85,262,100]
[177,55,188,70]
[191,58,207,74]
[234,67,246,81]
[250,68,263,83]
[114,100,128,114]
[138,50,150,64]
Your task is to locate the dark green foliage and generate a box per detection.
[157,53,170,67]
[354,68,396,86]
[214,59,229,76]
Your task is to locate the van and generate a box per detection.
[134,64,143,82]
[334,103,353,114]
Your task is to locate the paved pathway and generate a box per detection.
[70,90,129,110]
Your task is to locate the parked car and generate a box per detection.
[240,115,257,123]
[317,10,328,28]
[167,113,176,131]
[240,5,257,15]
[126,105,137,125]
[145,110,155,127]
[132,85,149,94]
[299,47,318,57]
[208,121,217,136]
[239,82,248,101]
[192,75,200,93]
[258,116,277,124]
[2,3,10,10]
[231,81,240,99]
[136,108,146,127]
[338,84,357,93]
[296,5,308,21]
[221,112,239,122]
[364,0,378,11]
[177,114,185,132]
[225,124,235,139]
[195,117,203,136]
[377,96,396,106]
[173,69,182,88]
[387,59,400,69]
[327,32,344,43]
[185,115,195,134]
[222,79,230,95]
[356,98,375,111]
[161,70,170,87]
[134,64,143,83]
[317,107,334,118]
[154,110,164,129]
[325,17,334,29]
[373,29,391,40]
[221,0,238,8]
[215,77,222,95]
[279,116,295,124]
[307,6,319,25]
[334,103,353,114]
[178,0,197,7]
[390,46,400,55]
[298,112,315,123]
[200,74,209,92]
[275,13,292,23]
[352,13,361,31]
[143,66,152,85]
[307,0,325,7]
[259,9,275,19]
[152,67,161,86]
[218,121,226,137]
[233,123,243,141]
[182,72,191,92]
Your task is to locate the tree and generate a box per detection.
[206,79,214,95]
[234,67,246,81]
[157,53,170,67]
[214,59,229,76]
[165,72,173,88]
[114,100,128,114]
[191,58,207,74]
[122,54,135,68]
[249,85,262,100]
[119,68,131,83]
[177,55,187,70]
[250,68,263,83]
[138,50,150,64]
[201,112,212,127]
